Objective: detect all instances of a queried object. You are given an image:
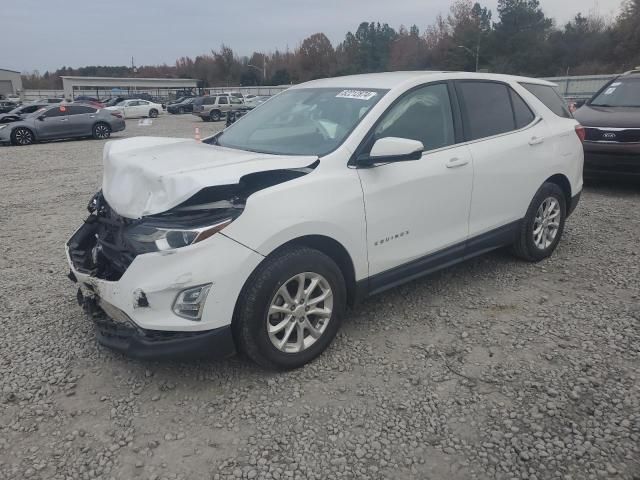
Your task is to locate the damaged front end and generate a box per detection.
[68,166,314,282]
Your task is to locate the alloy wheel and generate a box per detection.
[14,128,33,145]
[94,124,110,139]
[267,272,333,354]
[533,197,560,250]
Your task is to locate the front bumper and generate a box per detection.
[78,289,235,359]
[583,141,640,177]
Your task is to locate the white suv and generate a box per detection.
[66,72,584,369]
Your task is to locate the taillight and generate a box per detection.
[111,112,122,119]
[575,125,586,142]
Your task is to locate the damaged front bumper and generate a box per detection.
[66,221,264,359]
[76,288,235,359]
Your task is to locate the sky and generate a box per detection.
[4,0,624,73]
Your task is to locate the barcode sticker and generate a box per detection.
[336,90,377,100]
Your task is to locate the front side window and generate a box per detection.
[457,81,516,140]
[215,87,387,156]
[230,97,242,105]
[42,106,67,118]
[520,83,572,118]
[373,83,455,152]
[589,76,640,107]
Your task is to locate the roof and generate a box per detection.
[60,76,196,82]
[292,71,556,90]
[0,68,21,74]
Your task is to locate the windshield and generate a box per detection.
[215,87,387,156]
[591,77,640,107]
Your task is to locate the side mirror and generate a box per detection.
[37,115,45,121]
[575,99,586,108]
[358,137,424,166]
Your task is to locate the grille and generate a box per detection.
[584,127,640,143]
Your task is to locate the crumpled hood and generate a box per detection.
[102,137,317,219]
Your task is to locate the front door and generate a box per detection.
[357,83,473,288]
[35,105,70,139]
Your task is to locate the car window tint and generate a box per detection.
[43,107,68,118]
[520,83,572,118]
[218,97,228,104]
[457,81,515,140]
[139,101,149,105]
[230,97,242,104]
[21,105,40,114]
[204,97,215,105]
[510,89,535,128]
[374,83,455,152]
[68,105,97,115]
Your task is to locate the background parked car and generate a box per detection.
[167,97,195,114]
[105,99,163,119]
[0,101,18,113]
[574,68,640,179]
[192,95,243,121]
[168,95,194,105]
[0,103,49,123]
[0,104,125,146]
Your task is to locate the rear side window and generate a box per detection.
[67,105,96,115]
[204,97,215,105]
[456,81,515,140]
[510,89,535,128]
[218,97,228,105]
[520,83,572,118]
[42,107,67,118]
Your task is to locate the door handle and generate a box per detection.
[529,136,544,145]
[59,118,69,121]
[446,157,469,168]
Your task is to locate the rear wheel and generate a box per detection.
[512,182,566,262]
[92,123,111,140]
[233,246,346,370]
[11,127,34,146]
[149,109,158,118]
[210,110,221,122]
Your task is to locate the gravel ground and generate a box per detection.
[0,114,638,480]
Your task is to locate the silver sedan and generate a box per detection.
[0,104,126,146]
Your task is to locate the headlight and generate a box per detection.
[126,218,233,253]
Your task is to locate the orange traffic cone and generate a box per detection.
[195,127,201,142]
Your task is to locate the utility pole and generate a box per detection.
[458,45,480,72]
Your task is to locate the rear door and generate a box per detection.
[66,105,97,136]
[455,80,552,238]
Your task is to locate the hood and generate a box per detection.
[102,136,317,219]
[574,104,640,129]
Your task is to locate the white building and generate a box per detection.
[0,68,23,97]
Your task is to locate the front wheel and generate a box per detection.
[210,110,221,122]
[178,107,185,114]
[149,109,158,118]
[511,182,566,262]
[233,246,346,370]
[92,123,111,140]
[11,127,35,146]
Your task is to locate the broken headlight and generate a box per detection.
[126,218,233,253]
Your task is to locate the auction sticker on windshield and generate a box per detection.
[336,90,377,100]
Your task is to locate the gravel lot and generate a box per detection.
[0,114,638,480]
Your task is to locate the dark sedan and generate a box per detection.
[167,97,195,114]
[0,103,49,123]
[0,104,125,146]
[0,101,18,114]
[574,69,640,178]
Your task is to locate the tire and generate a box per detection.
[178,107,185,114]
[92,123,111,140]
[210,110,221,122]
[511,182,566,262]
[11,127,35,146]
[233,246,346,370]
[149,109,158,118]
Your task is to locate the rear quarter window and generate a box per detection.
[520,83,572,119]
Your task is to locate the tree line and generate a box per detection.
[22,0,640,90]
